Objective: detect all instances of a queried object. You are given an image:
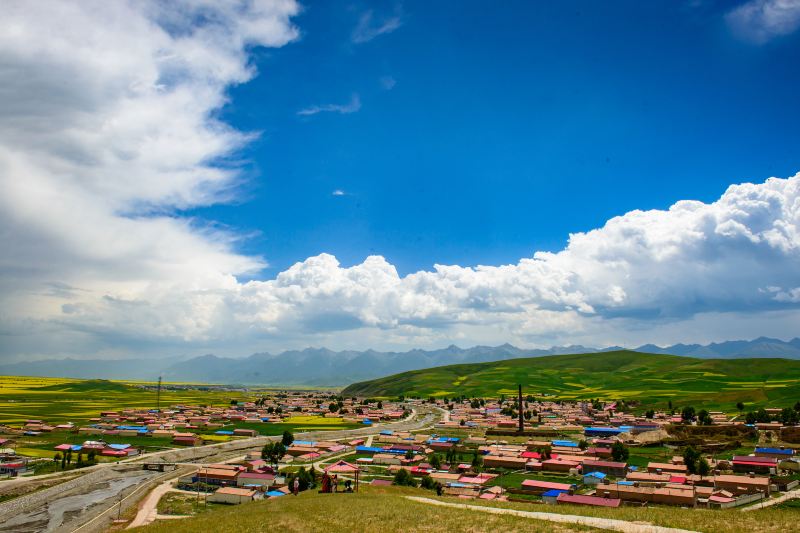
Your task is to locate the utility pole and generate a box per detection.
[156,376,162,416]
[518,384,524,433]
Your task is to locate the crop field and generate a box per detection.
[0,376,260,425]
[343,351,800,411]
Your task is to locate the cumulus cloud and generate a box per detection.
[351,9,403,44]
[726,0,800,43]
[2,2,800,361]
[0,1,299,357]
[297,94,362,116]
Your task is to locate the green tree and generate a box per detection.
[645,409,655,419]
[393,468,417,487]
[471,451,483,472]
[578,440,588,451]
[697,457,711,479]
[697,409,713,425]
[261,442,286,467]
[683,446,701,474]
[611,442,629,462]
[377,401,383,409]
[736,401,745,412]
[281,430,294,446]
[429,453,442,470]
[681,406,696,423]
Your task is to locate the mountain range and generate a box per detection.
[1,336,799,386]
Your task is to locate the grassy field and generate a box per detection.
[136,485,598,532]
[134,484,800,533]
[342,350,800,411]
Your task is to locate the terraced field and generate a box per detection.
[342,350,800,411]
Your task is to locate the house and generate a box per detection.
[557,493,621,508]
[581,460,627,477]
[520,479,575,495]
[713,474,771,496]
[207,487,260,504]
[237,472,276,489]
[542,489,569,504]
[172,433,202,446]
[754,447,794,459]
[646,462,687,475]
[583,471,607,485]
[195,467,240,486]
[732,456,777,475]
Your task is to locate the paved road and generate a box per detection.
[404,497,699,533]
[0,405,442,533]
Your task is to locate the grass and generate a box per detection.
[342,351,800,411]
[157,492,222,516]
[136,485,598,532]
[486,471,580,489]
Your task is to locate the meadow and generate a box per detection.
[342,350,800,411]
[134,484,800,533]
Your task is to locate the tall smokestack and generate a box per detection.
[518,384,524,433]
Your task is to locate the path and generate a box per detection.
[740,488,800,511]
[127,479,176,528]
[404,496,698,533]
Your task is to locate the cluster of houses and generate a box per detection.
[0,438,28,477]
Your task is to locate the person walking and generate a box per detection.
[293,476,300,496]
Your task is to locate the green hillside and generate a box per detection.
[341,350,800,409]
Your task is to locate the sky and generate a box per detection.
[1,0,800,362]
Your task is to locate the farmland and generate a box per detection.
[342,350,800,411]
[0,376,257,425]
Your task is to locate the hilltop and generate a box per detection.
[341,350,800,409]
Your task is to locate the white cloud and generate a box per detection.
[726,0,800,43]
[351,9,403,44]
[297,94,361,116]
[332,189,347,196]
[1,2,799,361]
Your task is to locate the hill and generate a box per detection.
[341,350,800,409]
[35,379,134,393]
[1,337,798,386]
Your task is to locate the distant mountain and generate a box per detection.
[1,337,798,386]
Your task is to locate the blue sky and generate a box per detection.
[199,0,800,276]
[2,0,800,360]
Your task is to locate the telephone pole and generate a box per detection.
[518,384,524,433]
[156,376,162,415]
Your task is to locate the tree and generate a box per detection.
[230,399,238,406]
[736,401,745,412]
[377,401,383,409]
[645,409,655,419]
[611,442,629,462]
[405,449,414,460]
[281,430,294,447]
[697,409,713,426]
[578,440,588,451]
[471,451,483,472]
[459,419,466,426]
[697,457,710,479]
[537,446,552,461]
[429,453,442,470]
[329,402,338,413]
[683,446,701,474]
[794,401,800,413]
[393,468,417,487]
[420,475,436,490]
[261,442,287,467]
[681,406,696,423]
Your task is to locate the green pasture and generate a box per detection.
[342,351,800,411]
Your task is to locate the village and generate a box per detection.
[4,387,799,531]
